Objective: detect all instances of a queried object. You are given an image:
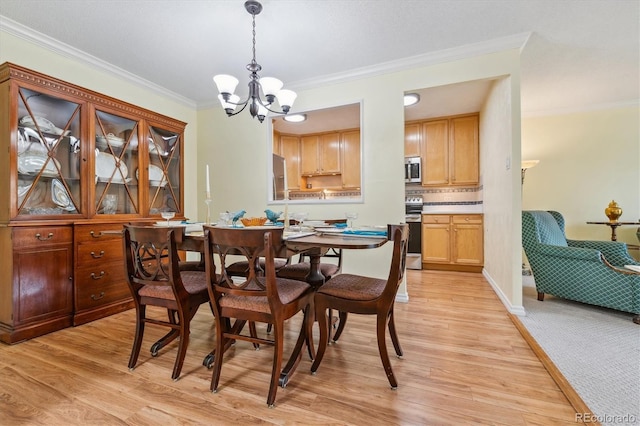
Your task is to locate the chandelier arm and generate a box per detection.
[224,101,250,117]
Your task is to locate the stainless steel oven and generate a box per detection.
[405,196,423,269]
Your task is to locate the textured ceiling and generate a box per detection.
[0,0,638,116]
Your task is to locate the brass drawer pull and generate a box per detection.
[90,250,105,259]
[90,292,105,300]
[90,231,104,238]
[35,232,54,241]
[90,271,105,280]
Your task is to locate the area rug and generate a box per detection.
[519,277,639,426]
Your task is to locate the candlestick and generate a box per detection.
[204,195,212,225]
[205,164,211,194]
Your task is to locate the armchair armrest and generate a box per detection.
[568,239,640,266]
[536,244,602,262]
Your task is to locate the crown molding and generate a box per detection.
[0,15,196,109]
[285,33,532,93]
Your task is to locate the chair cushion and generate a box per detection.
[219,278,310,313]
[277,262,339,281]
[316,273,385,301]
[536,212,568,247]
[138,271,208,300]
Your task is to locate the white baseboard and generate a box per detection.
[483,269,526,316]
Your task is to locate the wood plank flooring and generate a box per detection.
[0,270,586,425]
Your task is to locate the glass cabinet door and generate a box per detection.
[94,110,140,215]
[16,88,81,216]
[146,126,181,216]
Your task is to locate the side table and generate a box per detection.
[586,221,640,242]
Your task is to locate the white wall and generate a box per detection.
[522,106,640,254]
[480,76,525,311]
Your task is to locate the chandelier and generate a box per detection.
[213,0,297,123]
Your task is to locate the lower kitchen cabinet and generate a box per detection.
[422,214,483,272]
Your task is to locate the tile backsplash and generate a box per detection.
[405,185,483,207]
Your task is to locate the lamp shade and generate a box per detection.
[521,160,540,170]
[276,89,297,109]
[259,77,283,97]
[218,94,240,111]
[213,74,239,95]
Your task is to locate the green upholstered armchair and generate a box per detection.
[522,210,640,324]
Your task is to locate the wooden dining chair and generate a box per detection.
[122,225,210,381]
[310,224,409,389]
[202,225,315,407]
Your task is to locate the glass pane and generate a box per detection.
[94,110,139,215]
[147,126,181,216]
[17,88,81,216]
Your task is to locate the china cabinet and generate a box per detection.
[0,63,186,343]
[422,214,483,272]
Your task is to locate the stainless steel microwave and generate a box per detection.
[405,156,421,183]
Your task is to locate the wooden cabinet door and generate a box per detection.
[341,130,360,188]
[300,135,320,175]
[404,123,421,157]
[422,222,451,263]
[450,115,479,185]
[422,119,449,185]
[12,227,73,326]
[281,135,300,190]
[320,133,341,174]
[452,215,483,265]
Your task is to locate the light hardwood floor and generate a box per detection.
[1,270,586,425]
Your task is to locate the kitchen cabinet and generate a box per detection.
[281,135,301,191]
[0,62,185,343]
[341,129,360,188]
[404,122,421,157]
[421,113,479,186]
[422,214,483,272]
[300,132,341,176]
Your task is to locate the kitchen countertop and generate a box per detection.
[422,204,483,214]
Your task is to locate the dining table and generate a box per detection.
[179,227,388,288]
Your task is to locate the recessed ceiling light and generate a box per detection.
[283,113,307,122]
[404,93,420,107]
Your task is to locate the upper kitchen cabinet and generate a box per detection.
[414,113,479,187]
[300,132,341,176]
[404,122,421,158]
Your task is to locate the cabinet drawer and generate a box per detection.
[13,226,73,248]
[75,224,124,243]
[77,239,124,264]
[422,215,450,224]
[452,215,483,224]
[75,264,130,310]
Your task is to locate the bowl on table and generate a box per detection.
[241,217,268,227]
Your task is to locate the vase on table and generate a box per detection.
[604,200,622,222]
